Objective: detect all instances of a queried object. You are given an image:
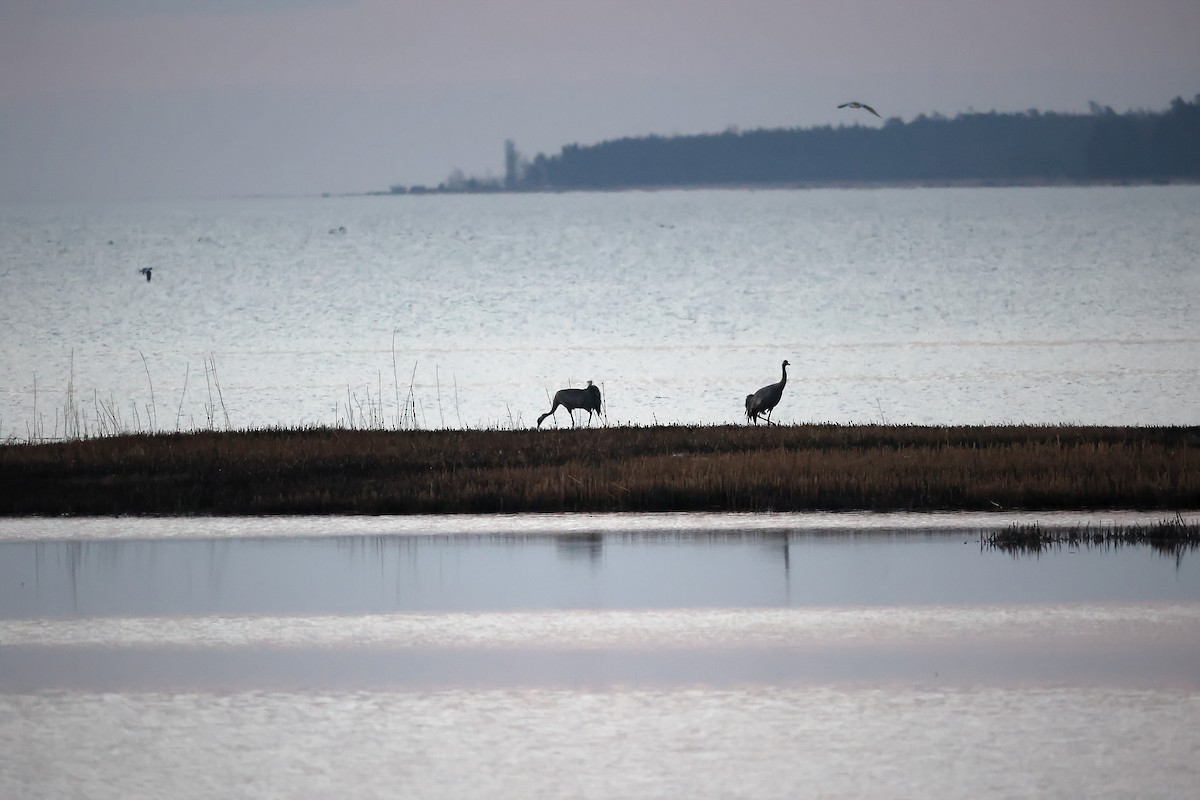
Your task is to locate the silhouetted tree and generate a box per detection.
[504,139,521,190]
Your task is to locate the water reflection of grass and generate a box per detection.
[984,515,1200,557]
[1,424,1198,515]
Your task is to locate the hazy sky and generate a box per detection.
[2,0,1198,201]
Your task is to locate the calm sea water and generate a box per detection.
[2,186,1198,436]
[2,513,1199,798]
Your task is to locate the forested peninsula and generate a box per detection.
[396,95,1200,193]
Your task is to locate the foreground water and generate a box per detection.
[3,186,1199,438]
[2,513,1198,798]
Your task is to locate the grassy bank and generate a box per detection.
[3,424,1198,516]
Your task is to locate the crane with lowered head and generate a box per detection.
[538,381,603,428]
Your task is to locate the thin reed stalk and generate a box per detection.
[201,355,231,430]
[436,365,444,429]
[203,359,216,429]
[454,374,463,429]
[210,355,230,430]
[176,362,190,432]
[139,351,157,431]
[404,362,418,430]
[391,329,400,431]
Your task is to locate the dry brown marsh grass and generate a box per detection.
[2,424,1198,515]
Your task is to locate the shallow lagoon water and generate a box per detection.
[2,513,1199,798]
[3,513,1199,618]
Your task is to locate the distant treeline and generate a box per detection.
[510,96,1200,190]
[506,96,1200,190]
[355,96,1200,195]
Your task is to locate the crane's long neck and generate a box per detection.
[779,362,788,387]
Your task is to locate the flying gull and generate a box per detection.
[838,101,881,118]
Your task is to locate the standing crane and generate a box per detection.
[745,360,790,425]
[537,381,603,428]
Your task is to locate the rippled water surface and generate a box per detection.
[2,514,1199,798]
[3,186,1198,436]
[5,688,1198,800]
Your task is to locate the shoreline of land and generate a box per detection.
[349,176,1199,198]
[3,424,1198,517]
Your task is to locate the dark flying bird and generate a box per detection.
[139,267,153,282]
[838,101,881,118]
